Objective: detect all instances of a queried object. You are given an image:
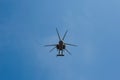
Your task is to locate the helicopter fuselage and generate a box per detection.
[56,41,65,50]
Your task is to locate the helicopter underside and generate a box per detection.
[56,44,65,50]
[56,48,65,56]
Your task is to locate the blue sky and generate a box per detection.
[0,0,120,80]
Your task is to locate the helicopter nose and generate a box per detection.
[59,41,63,44]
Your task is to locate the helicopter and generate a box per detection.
[45,28,77,56]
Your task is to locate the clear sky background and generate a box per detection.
[0,0,120,80]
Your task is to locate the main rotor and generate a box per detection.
[44,28,77,56]
[56,28,68,42]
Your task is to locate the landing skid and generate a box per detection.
[56,54,64,56]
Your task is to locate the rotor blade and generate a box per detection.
[56,28,61,40]
[65,49,71,55]
[65,43,77,46]
[44,44,57,47]
[49,47,56,52]
[62,30,68,40]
